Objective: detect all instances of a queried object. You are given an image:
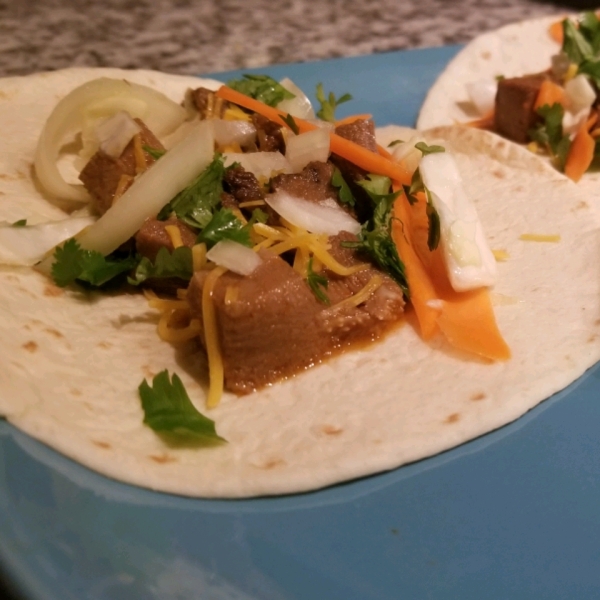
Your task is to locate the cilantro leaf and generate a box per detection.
[579,11,600,54]
[159,154,226,228]
[11,219,27,227]
[51,238,137,288]
[424,189,441,251]
[331,167,356,207]
[315,83,353,122]
[343,181,409,296]
[387,139,404,147]
[414,141,445,156]
[562,17,594,64]
[196,208,252,248]
[248,208,268,225]
[226,74,294,107]
[128,246,193,286]
[402,168,424,206]
[280,113,300,134]
[528,103,571,170]
[306,257,330,304]
[143,145,166,160]
[139,370,225,443]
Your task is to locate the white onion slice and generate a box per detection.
[212,119,257,147]
[277,78,316,120]
[34,77,188,204]
[265,190,361,236]
[420,152,497,292]
[285,129,330,173]
[223,152,292,179]
[0,216,95,266]
[206,240,262,276]
[96,111,142,158]
[466,80,498,116]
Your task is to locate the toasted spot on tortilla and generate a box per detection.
[97,341,113,349]
[445,412,460,424]
[575,201,589,211]
[23,341,38,353]
[321,424,343,436]
[480,51,492,60]
[92,440,112,449]
[45,327,64,338]
[142,365,157,379]
[588,334,598,344]
[70,388,82,396]
[5,274,19,282]
[44,283,63,297]
[253,458,287,470]
[149,453,178,464]
[470,392,486,401]
[492,169,505,179]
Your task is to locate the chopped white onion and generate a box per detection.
[265,190,361,236]
[419,152,497,292]
[466,79,498,116]
[564,74,596,113]
[96,111,142,158]
[223,151,292,179]
[285,128,330,173]
[212,119,257,147]
[0,216,95,266]
[34,77,189,204]
[206,240,262,276]
[277,78,316,120]
[390,135,427,174]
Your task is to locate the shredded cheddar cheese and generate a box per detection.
[492,249,510,261]
[133,133,147,174]
[330,275,383,310]
[519,233,561,242]
[165,224,184,249]
[192,243,208,271]
[202,266,227,408]
[223,105,252,122]
[113,173,133,204]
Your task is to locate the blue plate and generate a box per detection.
[2,46,600,600]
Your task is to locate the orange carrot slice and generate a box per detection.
[534,79,566,110]
[215,86,412,185]
[392,187,510,361]
[549,19,564,44]
[465,109,495,130]
[564,112,598,182]
[335,113,373,127]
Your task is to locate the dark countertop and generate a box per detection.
[0,0,585,78]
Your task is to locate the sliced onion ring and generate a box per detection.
[34,77,188,204]
[265,191,361,236]
[206,240,262,276]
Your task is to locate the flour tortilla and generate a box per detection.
[0,68,598,498]
[416,14,600,211]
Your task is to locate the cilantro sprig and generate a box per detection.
[51,239,137,288]
[128,246,193,286]
[306,257,330,304]
[226,74,294,107]
[343,175,409,296]
[139,370,225,443]
[315,83,353,122]
[528,103,571,170]
[331,167,356,207]
[196,208,252,248]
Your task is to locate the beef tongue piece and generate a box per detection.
[187,236,405,394]
[79,119,164,216]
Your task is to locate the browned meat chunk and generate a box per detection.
[252,113,285,152]
[79,119,165,215]
[191,87,229,119]
[270,161,339,204]
[494,74,548,144]
[187,236,404,394]
[223,165,265,204]
[135,217,197,262]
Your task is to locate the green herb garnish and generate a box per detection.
[128,246,193,286]
[142,145,166,160]
[139,370,225,443]
[315,83,353,122]
[51,238,137,288]
[331,167,356,207]
[11,219,27,227]
[414,141,445,156]
[196,208,252,249]
[306,257,330,304]
[528,103,571,170]
[226,74,294,107]
[424,189,441,252]
[387,139,404,147]
[158,154,226,228]
[280,113,300,134]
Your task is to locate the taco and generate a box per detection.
[0,67,598,498]
[417,12,600,185]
